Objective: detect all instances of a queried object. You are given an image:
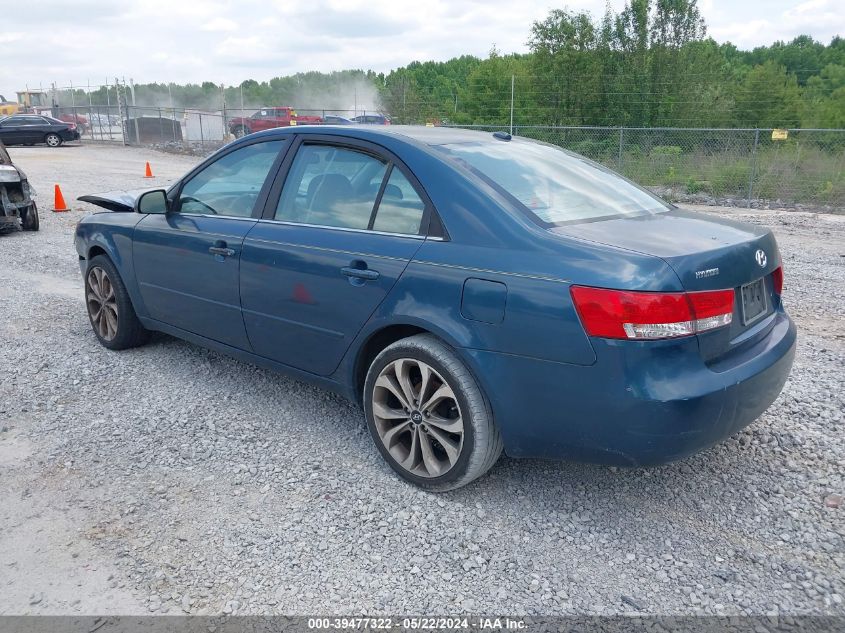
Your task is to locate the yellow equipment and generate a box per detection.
[0,95,17,117]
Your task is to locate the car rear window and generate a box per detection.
[439,139,670,226]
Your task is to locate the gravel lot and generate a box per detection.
[0,143,843,617]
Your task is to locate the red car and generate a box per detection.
[58,113,89,135]
[228,107,322,137]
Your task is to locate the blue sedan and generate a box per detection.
[74,126,796,490]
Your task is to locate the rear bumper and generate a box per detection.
[464,310,797,466]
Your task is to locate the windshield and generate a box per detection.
[439,139,670,226]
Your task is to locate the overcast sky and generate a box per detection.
[1,0,842,99]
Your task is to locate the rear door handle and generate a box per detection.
[341,266,380,280]
[209,240,235,257]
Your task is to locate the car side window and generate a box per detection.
[178,140,284,217]
[372,168,426,235]
[275,144,387,229]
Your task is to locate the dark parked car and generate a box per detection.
[74,127,796,491]
[321,115,354,125]
[0,114,80,147]
[351,114,391,125]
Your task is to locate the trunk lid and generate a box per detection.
[553,208,783,361]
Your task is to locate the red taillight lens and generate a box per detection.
[570,286,735,340]
[772,265,783,295]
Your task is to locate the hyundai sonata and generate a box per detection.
[74,126,796,490]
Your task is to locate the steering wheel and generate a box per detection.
[180,196,218,215]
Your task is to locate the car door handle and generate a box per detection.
[208,240,236,257]
[341,266,379,280]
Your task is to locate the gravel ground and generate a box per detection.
[0,144,843,617]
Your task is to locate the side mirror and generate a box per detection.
[135,189,169,214]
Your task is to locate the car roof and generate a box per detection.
[252,124,509,148]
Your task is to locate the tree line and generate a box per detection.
[378,0,845,128]
[66,0,845,129]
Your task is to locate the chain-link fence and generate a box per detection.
[49,103,385,153]
[447,125,845,209]
[29,87,845,209]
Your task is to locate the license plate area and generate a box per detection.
[740,277,768,325]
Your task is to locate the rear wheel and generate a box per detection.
[21,202,38,231]
[363,334,502,491]
[45,133,62,147]
[85,255,149,350]
[232,126,250,138]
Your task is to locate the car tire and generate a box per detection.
[363,334,503,491]
[45,133,62,147]
[85,254,150,350]
[232,126,249,138]
[21,202,39,231]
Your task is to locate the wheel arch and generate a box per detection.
[349,319,478,406]
[87,244,109,260]
[352,324,428,404]
[77,228,148,320]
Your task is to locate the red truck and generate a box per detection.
[228,107,322,137]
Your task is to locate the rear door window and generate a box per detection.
[275,144,387,229]
[372,168,426,235]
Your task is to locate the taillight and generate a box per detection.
[772,265,783,295]
[570,286,734,340]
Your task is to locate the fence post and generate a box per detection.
[116,79,127,147]
[199,113,204,148]
[509,74,515,136]
[618,127,624,171]
[747,128,760,208]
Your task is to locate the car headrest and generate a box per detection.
[307,173,353,210]
[382,183,403,200]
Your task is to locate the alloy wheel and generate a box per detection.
[372,358,465,478]
[45,134,61,147]
[86,267,118,340]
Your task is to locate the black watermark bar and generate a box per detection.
[0,617,842,633]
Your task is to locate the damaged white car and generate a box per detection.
[0,139,39,233]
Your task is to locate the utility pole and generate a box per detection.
[509,74,515,135]
[221,83,227,140]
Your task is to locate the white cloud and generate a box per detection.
[705,0,844,48]
[201,17,239,32]
[0,0,840,100]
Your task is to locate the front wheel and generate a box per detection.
[85,255,150,350]
[45,133,62,147]
[232,126,249,138]
[363,334,503,491]
[21,202,39,231]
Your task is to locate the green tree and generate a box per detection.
[734,61,801,127]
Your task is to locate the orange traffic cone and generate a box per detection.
[53,184,68,212]
[144,162,154,178]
